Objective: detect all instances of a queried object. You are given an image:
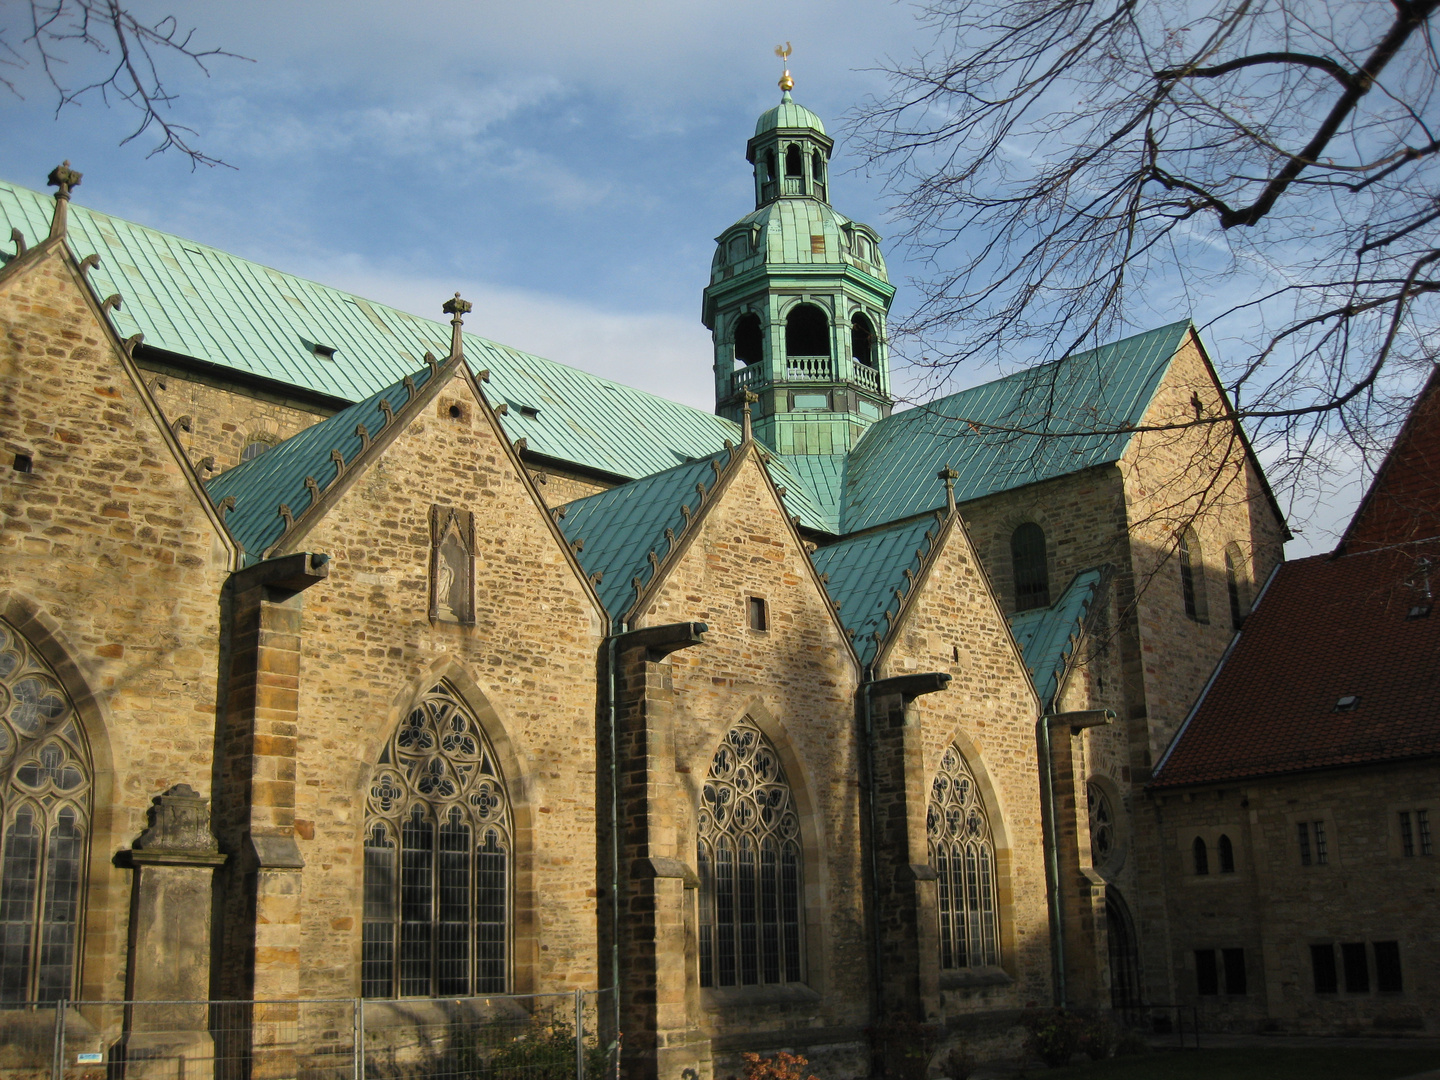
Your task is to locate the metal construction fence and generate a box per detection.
[0,990,619,1080]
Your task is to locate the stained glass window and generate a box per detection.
[363,684,510,998]
[698,718,803,988]
[0,619,90,1003]
[929,746,1000,969]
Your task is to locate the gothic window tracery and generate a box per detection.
[0,619,90,1003]
[363,683,510,998]
[1087,781,1121,874]
[697,718,804,988]
[929,746,1000,969]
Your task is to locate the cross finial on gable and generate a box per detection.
[741,388,759,444]
[938,465,959,514]
[46,160,82,240]
[442,292,472,360]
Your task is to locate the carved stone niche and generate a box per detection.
[430,505,476,625]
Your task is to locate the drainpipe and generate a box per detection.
[860,666,882,1022]
[605,622,627,1048]
[1036,708,1114,1009]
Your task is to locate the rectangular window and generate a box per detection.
[1298,822,1312,866]
[791,392,829,411]
[747,596,768,632]
[1342,942,1369,993]
[1195,949,1219,996]
[1374,941,1403,992]
[1313,820,1328,864]
[1400,812,1415,857]
[1222,948,1247,995]
[1311,944,1337,994]
[1420,810,1432,856]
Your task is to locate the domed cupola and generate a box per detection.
[702,69,897,457]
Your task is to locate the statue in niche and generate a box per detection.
[430,506,475,624]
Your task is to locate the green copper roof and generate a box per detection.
[839,321,1192,533]
[0,179,746,486]
[811,515,943,668]
[1009,568,1106,712]
[754,93,826,136]
[713,198,888,280]
[557,452,731,621]
[206,363,439,563]
[781,455,846,533]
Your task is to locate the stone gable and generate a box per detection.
[258,363,605,998]
[0,242,233,1001]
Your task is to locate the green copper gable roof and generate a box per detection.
[839,321,1192,533]
[1008,569,1106,712]
[557,452,732,621]
[206,362,439,563]
[811,515,944,668]
[754,93,826,136]
[0,179,748,487]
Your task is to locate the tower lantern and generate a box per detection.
[702,72,896,457]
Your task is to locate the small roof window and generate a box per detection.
[1334,695,1361,713]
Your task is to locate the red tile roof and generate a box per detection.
[1342,364,1440,551]
[1150,541,1440,788]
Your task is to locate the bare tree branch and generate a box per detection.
[851,0,1440,524]
[1,0,249,168]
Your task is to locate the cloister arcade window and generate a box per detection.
[928,746,1001,969]
[851,313,876,368]
[1179,527,1209,623]
[785,305,830,358]
[733,313,763,367]
[1010,523,1051,611]
[0,618,90,1004]
[697,718,804,988]
[363,683,510,998]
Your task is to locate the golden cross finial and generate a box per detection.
[775,42,794,93]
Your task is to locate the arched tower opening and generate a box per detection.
[785,305,830,360]
[851,313,876,368]
[733,313,763,367]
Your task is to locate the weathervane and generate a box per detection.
[775,42,794,93]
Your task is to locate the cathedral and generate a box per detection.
[0,73,1426,1079]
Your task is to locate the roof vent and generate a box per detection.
[517,405,540,419]
[1334,695,1360,713]
[311,343,337,361]
[1408,603,1432,619]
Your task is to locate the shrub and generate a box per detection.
[939,1043,976,1080]
[1113,1029,1149,1057]
[1076,1017,1115,1062]
[741,1051,820,1080]
[1021,1010,1085,1069]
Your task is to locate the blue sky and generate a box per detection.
[0,1,1361,552]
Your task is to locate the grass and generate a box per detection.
[1030,1047,1440,1080]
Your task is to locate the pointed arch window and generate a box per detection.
[1223,543,1249,630]
[929,746,1000,969]
[1011,523,1051,611]
[0,618,91,1003]
[1179,527,1209,623]
[698,718,804,988]
[363,683,510,998]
